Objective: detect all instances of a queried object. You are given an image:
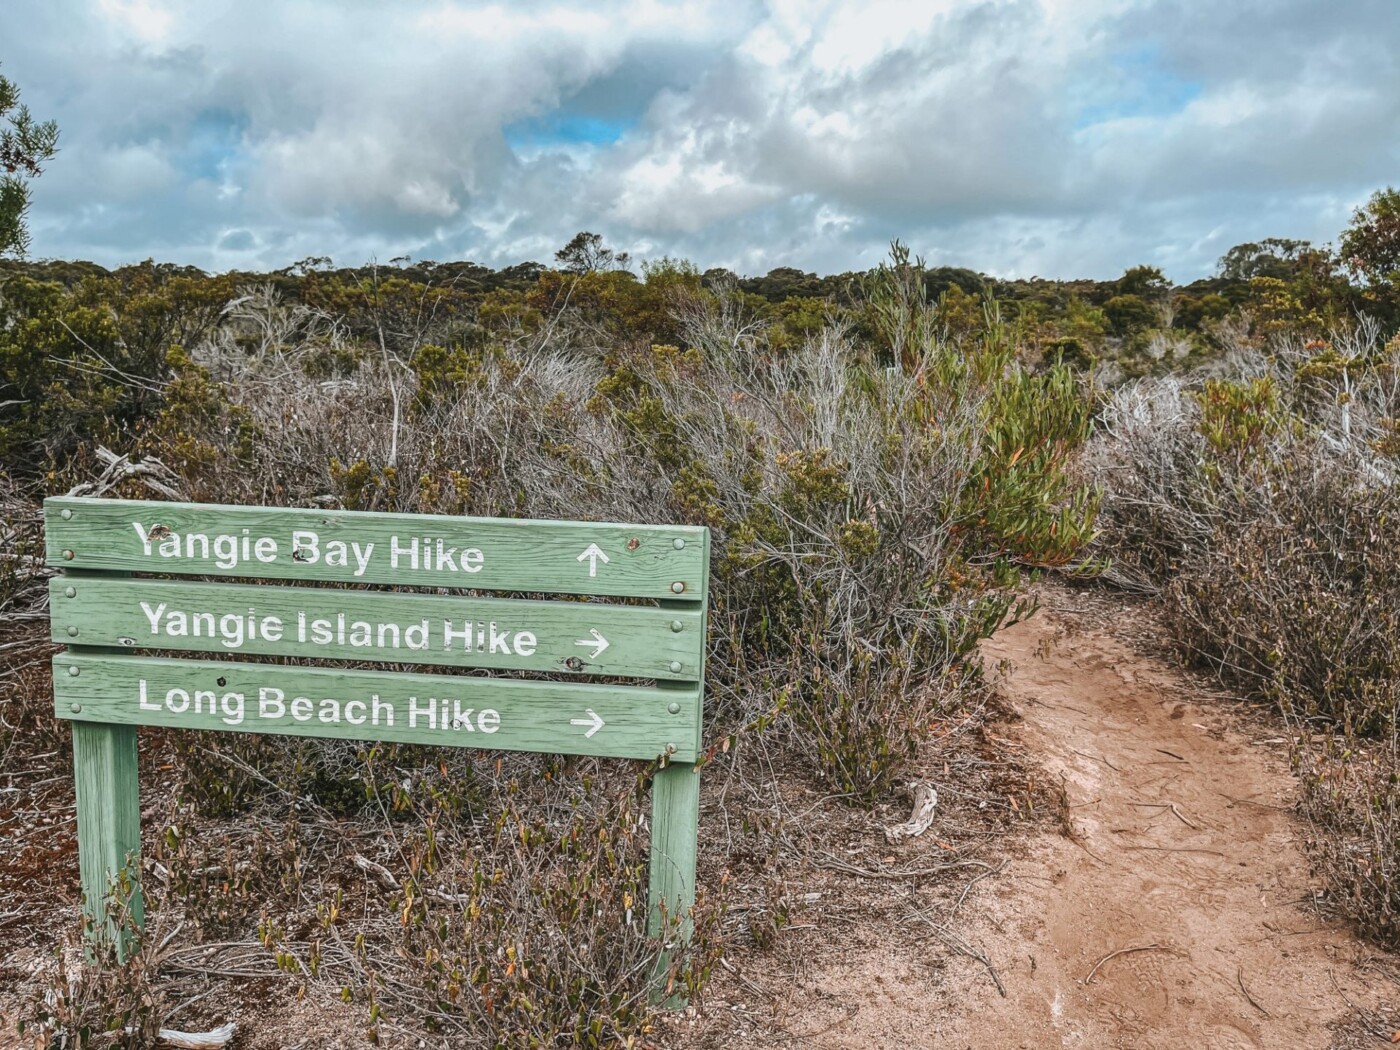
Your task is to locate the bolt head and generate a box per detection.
[66,626,79,637]
[67,665,80,677]
[670,620,683,632]
[64,586,76,598]
[61,508,73,520]
[670,581,685,594]
[70,702,82,714]
[667,702,681,714]
[669,661,682,673]
[62,549,74,561]
[672,537,685,550]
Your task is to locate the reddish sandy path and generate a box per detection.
[790,591,1395,1048]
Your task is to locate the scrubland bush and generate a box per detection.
[1090,321,1400,944]
[4,248,1098,1043]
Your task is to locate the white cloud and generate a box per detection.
[3,0,1397,279]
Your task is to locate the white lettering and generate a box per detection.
[443,620,472,652]
[140,601,166,634]
[372,693,394,726]
[218,612,245,648]
[352,541,373,577]
[220,691,246,725]
[212,533,237,568]
[390,535,417,569]
[259,687,286,719]
[291,530,319,564]
[408,695,435,729]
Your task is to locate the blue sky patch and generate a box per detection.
[178,108,248,182]
[1073,44,1203,130]
[504,112,637,150]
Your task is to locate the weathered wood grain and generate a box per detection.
[45,497,707,601]
[53,653,702,762]
[647,537,708,1005]
[50,576,704,680]
[71,719,143,958]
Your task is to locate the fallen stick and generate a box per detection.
[905,903,1006,997]
[884,782,939,844]
[815,853,993,880]
[1084,943,1170,984]
[1236,966,1270,1017]
[353,853,400,890]
[126,1023,238,1049]
[159,1025,237,1049]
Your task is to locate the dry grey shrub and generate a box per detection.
[99,273,1032,1041]
[1089,321,1400,945]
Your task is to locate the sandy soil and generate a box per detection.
[702,590,1398,1049]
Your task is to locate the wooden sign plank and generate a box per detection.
[54,654,701,762]
[50,577,703,681]
[45,497,706,601]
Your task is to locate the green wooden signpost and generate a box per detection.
[45,496,708,1000]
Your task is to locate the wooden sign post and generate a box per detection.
[45,496,708,1001]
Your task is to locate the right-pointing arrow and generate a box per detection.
[570,708,606,738]
[574,628,610,660]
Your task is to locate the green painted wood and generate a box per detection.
[45,497,705,601]
[71,719,143,959]
[647,535,707,1006]
[53,653,702,762]
[50,577,704,681]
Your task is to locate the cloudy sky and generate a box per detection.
[3,0,1397,280]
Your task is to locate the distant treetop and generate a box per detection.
[0,65,59,259]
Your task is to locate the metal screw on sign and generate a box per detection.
[61,508,73,520]
[62,549,74,560]
[670,581,685,593]
[65,586,77,598]
[670,620,683,632]
[672,538,685,550]
[67,665,80,676]
[669,661,682,673]
[668,702,681,714]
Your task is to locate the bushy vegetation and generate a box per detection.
[1090,316,1400,945]
[8,185,1400,1039]
[3,242,1100,1045]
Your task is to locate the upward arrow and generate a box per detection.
[577,543,610,577]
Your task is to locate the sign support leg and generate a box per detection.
[648,756,699,1006]
[71,720,143,959]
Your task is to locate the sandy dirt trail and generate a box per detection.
[797,592,1394,1049]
